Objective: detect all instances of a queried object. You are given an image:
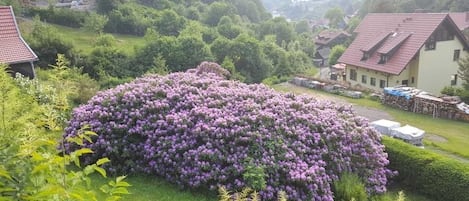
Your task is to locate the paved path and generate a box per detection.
[279,83,393,121]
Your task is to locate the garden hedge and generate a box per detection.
[383,137,469,201]
[64,62,393,200]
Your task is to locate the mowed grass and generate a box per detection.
[90,174,217,201]
[18,20,146,55]
[273,83,469,159]
[88,175,433,201]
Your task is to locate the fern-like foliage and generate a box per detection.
[218,186,288,201]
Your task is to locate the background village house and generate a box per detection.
[338,12,469,95]
[0,6,38,78]
[313,29,350,67]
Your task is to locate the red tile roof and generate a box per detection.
[377,33,411,55]
[360,32,390,52]
[338,13,468,75]
[315,30,350,46]
[449,12,469,31]
[0,6,37,64]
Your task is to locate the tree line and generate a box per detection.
[14,0,318,87]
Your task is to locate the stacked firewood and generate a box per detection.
[382,94,414,111]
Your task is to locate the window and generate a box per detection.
[378,54,388,64]
[370,77,376,86]
[350,69,357,81]
[361,52,370,61]
[454,50,461,61]
[379,80,386,88]
[425,36,436,50]
[362,75,367,84]
[451,74,458,86]
[402,80,408,86]
[411,77,415,84]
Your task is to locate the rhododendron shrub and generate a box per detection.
[64,65,392,201]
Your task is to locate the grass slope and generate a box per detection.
[272,84,469,159]
[91,174,217,201]
[18,20,146,55]
[90,175,431,201]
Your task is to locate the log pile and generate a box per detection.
[382,87,420,111]
[383,86,469,122]
[383,94,414,111]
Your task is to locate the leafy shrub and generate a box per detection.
[218,187,287,201]
[25,19,77,67]
[27,7,87,28]
[383,137,469,201]
[441,86,469,103]
[64,64,392,200]
[104,4,154,36]
[0,66,129,201]
[94,34,117,47]
[333,173,368,201]
[261,75,291,86]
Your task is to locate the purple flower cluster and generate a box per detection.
[64,70,392,200]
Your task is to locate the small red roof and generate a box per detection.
[315,30,350,46]
[0,6,37,64]
[338,13,468,75]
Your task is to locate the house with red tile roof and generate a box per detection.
[313,30,350,66]
[0,6,38,78]
[338,13,469,94]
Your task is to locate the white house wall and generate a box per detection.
[418,38,467,94]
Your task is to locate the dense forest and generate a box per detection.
[261,0,363,21]
[0,0,319,88]
[260,0,469,22]
[360,0,469,16]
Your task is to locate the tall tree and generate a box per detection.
[96,0,122,14]
[203,1,235,26]
[155,9,186,36]
[82,13,108,34]
[458,55,469,89]
[324,7,345,29]
[328,45,346,65]
[231,34,272,83]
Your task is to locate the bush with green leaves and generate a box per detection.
[333,173,368,201]
[383,137,469,201]
[64,63,393,200]
[0,64,128,200]
[25,18,77,67]
[27,7,87,28]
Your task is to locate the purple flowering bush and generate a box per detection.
[64,63,392,200]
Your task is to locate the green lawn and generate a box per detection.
[91,174,217,201]
[273,83,469,159]
[51,24,146,55]
[89,174,431,201]
[18,20,146,55]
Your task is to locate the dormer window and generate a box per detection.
[378,54,388,64]
[361,52,370,61]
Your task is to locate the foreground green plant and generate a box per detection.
[333,173,368,201]
[0,65,129,200]
[218,187,287,201]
